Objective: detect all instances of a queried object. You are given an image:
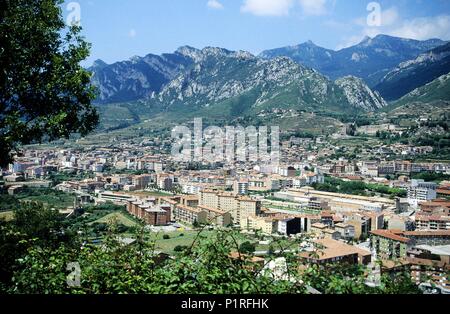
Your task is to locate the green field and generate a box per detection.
[148,230,215,254]
[91,212,140,228]
[146,229,295,254]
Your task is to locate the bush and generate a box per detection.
[239,241,256,254]
[163,234,170,240]
[173,245,188,252]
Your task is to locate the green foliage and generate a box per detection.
[174,245,188,253]
[0,200,423,295]
[0,0,99,167]
[0,194,21,212]
[239,241,256,254]
[411,172,450,183]
[0,202,77,290]
[163,234,170,240]
[312,176,407,198]
[14,187,76,209]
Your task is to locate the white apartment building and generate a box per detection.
[407,179,437,207]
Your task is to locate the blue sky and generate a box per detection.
[62,0,450,66]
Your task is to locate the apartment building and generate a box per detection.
[233,179,249,195]
[127,199,170,226]
[198,205,232,227]
[407,245,450,291]
[370,230,411,260]
[277,218,302,236]
[173,204,207,226]
[199,190,261,224]
[403,231,450,246]
[346,214,372,240]
[407,179,437,207]
[240,215,278,235]
[415,215,450,231]
[419,200,450,216]
[310,223,341,240]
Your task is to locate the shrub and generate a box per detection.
[173,245,188,252]
[239,241,256,254]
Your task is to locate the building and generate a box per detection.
[127,199,170,226]
[335,223,356,240]
[97,192,135,205]
[233,179,249,195]
[282,187,393,214]
[198,205,232,227]
[415,215,450,231]
[156,174,173,190]
[346,214,372,240]
[387,215,415,231]
[407,179,437,207]
[403,230,450,246]
[420,200,450,216]
[299,238,371,265]
[199,190,261,225]
[407,245,450,291]
[310,223,341,240]
[277,218,302,236]
[240,216,278,234]
[370,230,412,260]
[173,204,207,226]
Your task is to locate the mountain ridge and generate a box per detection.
[259,35,447,86]
[374,42,450,100]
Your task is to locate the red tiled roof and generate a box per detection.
[370,230,410,243]
[404,230,450,237]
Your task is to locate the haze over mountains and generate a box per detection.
[89,34,450,129]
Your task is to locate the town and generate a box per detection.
[2,130,449,294]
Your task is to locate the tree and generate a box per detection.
[0,202,76,291]
[239,241,256,254]
[0,0,99,167]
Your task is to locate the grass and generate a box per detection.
[148,230,215,254]
[146,229,297,254]
[129,190,174,198]
[0,211,14,221]
[91,212,140,228]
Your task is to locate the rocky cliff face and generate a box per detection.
[374,43,450,100]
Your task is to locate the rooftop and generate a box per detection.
[370,229,411,243]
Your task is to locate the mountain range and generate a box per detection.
[259,35,446,87]
[148,47,386,117]
[88,35,450,133]
[374,42,450,101]
[90,51,194,104]
[393,72,450,107]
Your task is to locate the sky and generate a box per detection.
[62,0,450,66]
